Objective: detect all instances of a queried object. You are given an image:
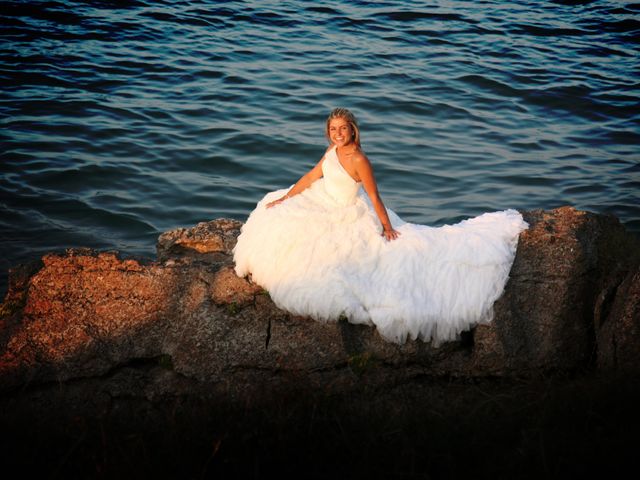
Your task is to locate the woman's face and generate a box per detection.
[328,117,354,148]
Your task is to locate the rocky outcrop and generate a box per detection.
[0,207,638,398]
[596,265,640,371]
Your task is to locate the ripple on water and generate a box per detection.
[1,0,639,298]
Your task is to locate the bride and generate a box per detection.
[233,108,528,345]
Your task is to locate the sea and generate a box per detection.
[1,0,639,297]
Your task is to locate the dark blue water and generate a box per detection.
[1,0,639,297]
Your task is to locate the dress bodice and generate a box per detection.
[321,146,361,205]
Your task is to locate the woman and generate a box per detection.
[265,108,401,242]
[233,108,528,345]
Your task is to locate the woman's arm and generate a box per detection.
[353,152,401,241]
[266,148,329,208]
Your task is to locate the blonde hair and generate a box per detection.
[325,107,361,147]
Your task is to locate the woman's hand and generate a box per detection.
[382,227,401,241]
[266,195,288,208]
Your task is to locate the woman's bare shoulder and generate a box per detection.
[352,148,370,165]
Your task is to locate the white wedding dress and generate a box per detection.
[233,145,528,345]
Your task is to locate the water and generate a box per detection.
[1,0,639,297]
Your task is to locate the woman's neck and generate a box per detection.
[336,144,357,154]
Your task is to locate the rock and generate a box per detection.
[1,208,639,398]
[156,218,242,263]
[472,207,639,375]
[596,264,640,371]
